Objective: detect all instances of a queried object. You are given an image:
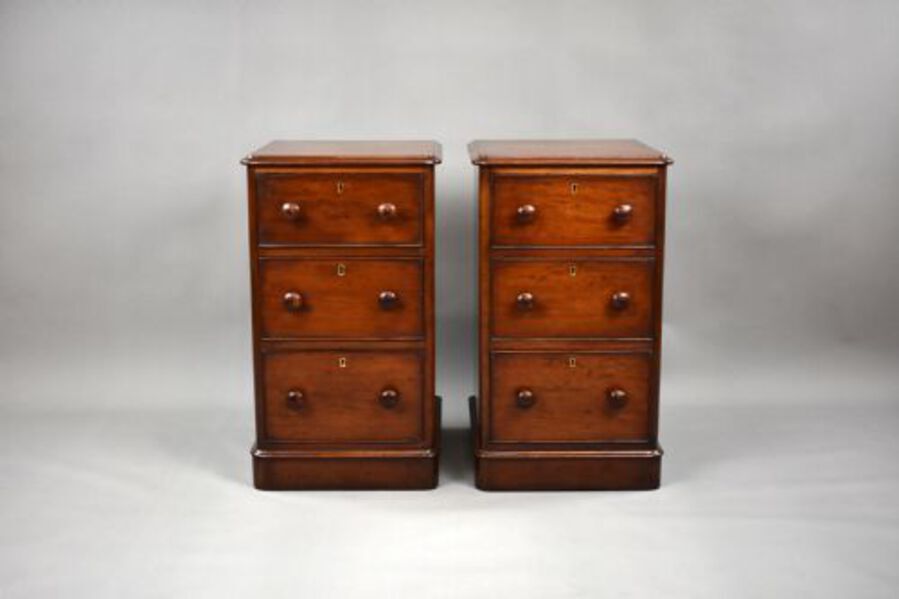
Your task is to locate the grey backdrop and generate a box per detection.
[2,1,898,597]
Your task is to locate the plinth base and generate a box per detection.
[469,396,661,491]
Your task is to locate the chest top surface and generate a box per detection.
[468,139,671,166]
[243,140,442,166]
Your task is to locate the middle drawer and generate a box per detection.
[259,258,424,339]
[491,258,655,339]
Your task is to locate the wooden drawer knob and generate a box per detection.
[607,388,628,409]
[516,291,535,310]
[612,203,633,222]
[281,202,302,220]
[286,389,306,410]
[516,204,537,222]
[283,291,304,311]
[379,388,400,408]
[610,291,630,310]
[516,388,536,409]
[377,202,397,219]
[378,290,399,309]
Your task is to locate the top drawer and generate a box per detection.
[255,171,424,246]
[490,172,657,247]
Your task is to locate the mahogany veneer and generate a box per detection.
[469,139,672,491]
[243,140,441,490]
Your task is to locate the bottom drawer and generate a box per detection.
[262,350,423,443]
[490,351,652,443]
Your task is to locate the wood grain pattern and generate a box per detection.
[470,139,670,491]
[245,140,440,490]
[470,397,660,491]
[253,396,441,490]
[256,171,423,246]
[244,140,442,165]
[469,139,671,166]
[491,258,655,339]
[258,257,424,339]
[262,350,423,443]
[490,172,657,247]
[489,352,651,443]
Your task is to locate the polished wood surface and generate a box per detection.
[258,257,423,339]
[255,171,423,246]
[491,172,657,247]
[469,139,671,166]
[490,352,651,443]
[470,139,670,491]
[262,350,423,443]
[491,258,655,339]
[245,140,440,490]
[244,140,442,165]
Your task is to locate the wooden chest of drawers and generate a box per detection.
[242,141,441,490]
[469,140,672,490]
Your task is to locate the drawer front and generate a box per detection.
[491,259,654,339]
[490,352,651,443]
[263,350,423,443]
[255,172,423,246]
[259,258,423,339]
[491,173,656,246]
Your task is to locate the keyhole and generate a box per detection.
[568,356,577,368]
[338,357,347,368]
[337,181,345,194]
[336,263,347,277]
[570,182,578,194]
[569,264,577,277]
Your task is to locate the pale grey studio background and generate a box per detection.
[1,1,898,597]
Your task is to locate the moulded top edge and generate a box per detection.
[242,140,442,166]
[468,139,672,166]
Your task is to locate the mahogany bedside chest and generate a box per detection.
[242,141,441,490]
[468,140,672,490]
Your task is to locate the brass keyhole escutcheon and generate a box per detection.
[338,357,347,368]
[336,181,345,194]
[336,263,347,277]
[569,264,577,277]
[568,356,577,368]
[570,182,578,194]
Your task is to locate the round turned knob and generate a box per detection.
[281,202,302,220]
[378,290,399,309]
[610,291,631,310]
[379,388,400,408]
[286,389,306,409]
[516,204,537,221]
[607,388,628,410]
[612,203,633,222]
[377,202,397,219]
[516,292,535,310]
[283,291,304,311]
[516,388,536,409]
